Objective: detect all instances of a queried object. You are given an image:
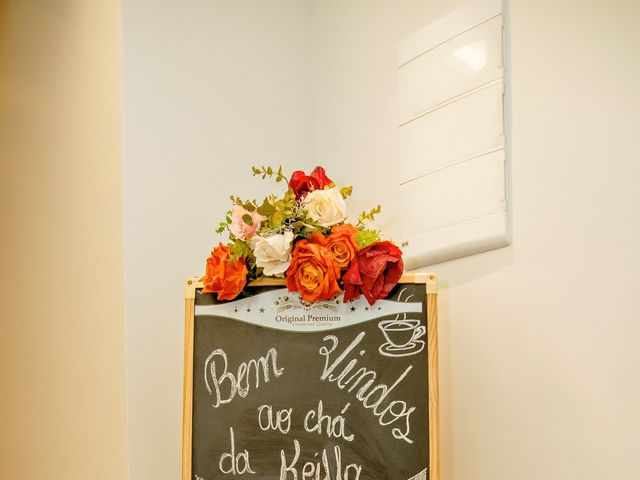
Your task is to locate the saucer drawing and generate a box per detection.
[379,339,425,357]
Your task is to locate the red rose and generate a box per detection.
[288,166,333,200]
[200,243,248,301]
[342,241,404,305]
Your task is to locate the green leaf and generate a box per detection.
[229,239,252,262]
[272,211,284,226]
[242,214,253,226]
[355,229,380,249]
[256,198,276,216]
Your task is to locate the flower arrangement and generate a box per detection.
[201,166,404,305]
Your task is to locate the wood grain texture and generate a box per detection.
[182,296,195,480]
[186,272,438,292]
[427,291,440,480]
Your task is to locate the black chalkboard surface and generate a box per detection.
[183,275,439,480]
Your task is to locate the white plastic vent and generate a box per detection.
[398,0,510,269]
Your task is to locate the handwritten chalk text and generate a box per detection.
[319,332,416,444]
[205,347,284,408]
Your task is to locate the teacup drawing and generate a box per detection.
[378,318,426,357]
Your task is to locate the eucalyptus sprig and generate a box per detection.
[357,205,382,226]
[215,209,233,234]
[229,195,260,211]
[251,165,288,183]
[340,185,353,199]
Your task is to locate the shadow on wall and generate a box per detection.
[418,243,513,480]
[412,243,514,289]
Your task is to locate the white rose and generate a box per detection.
[302,187,346,227]
[251,230,294,277]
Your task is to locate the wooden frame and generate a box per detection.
[182,272,439,480]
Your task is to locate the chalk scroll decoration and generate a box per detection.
[408,468,428,480]
[274,294,339,313]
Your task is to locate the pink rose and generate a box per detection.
[229,206,264,240]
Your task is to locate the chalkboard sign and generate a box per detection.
[183,273,439,480]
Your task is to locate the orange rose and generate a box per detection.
[326,224,359,269]
[200,243,248,301]
[286,236,341,302]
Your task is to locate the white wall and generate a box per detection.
[123,0,640,479]
[0,1,128,479]
[121,1,314,478]
[314,1,640,479]
[312,0,465,237]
